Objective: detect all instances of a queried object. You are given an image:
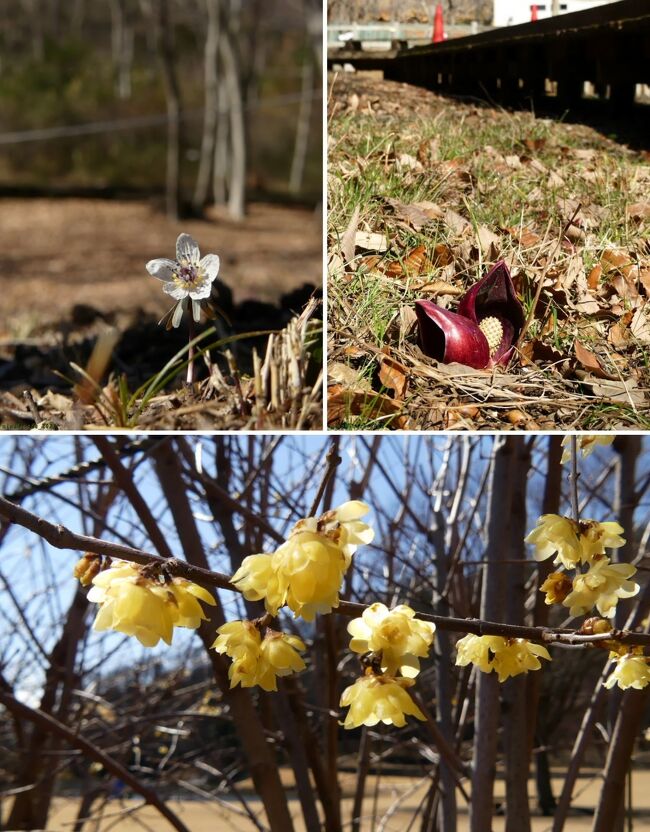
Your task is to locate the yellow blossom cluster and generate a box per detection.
[526,514,637,621]
[212,620,306,691]
[455,634,550,682]
[560,435,614,464]
[340,603,434,729]
[86,560,216,647]
[340,672,425,729]
[525,515,625,569]
[347,603,436,677]
[605,648,650,690]
[231,501,374,621]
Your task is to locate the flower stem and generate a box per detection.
[187,315,195,385]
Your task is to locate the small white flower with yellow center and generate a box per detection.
[347,603,435,677]
[232,501,374,622]
[455,634,550,681]
[340,672,426,729]
[561,435,614,464]
[212,620,306,691]
[88,560,215,647]
[525,515,625,568]
[147,233,220,328]
[563,557,639,618]
[604,650,650,690]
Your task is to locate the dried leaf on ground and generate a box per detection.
[378,352,409,399]
[327,384,410,428]
[574,341,618,380]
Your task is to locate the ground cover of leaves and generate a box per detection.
[0,199,322,430]
[328,72,650,430]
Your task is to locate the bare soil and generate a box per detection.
[0,198,323,430]
[36,768,650,831]
[0,198,321,330]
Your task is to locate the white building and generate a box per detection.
[492,0,613,27]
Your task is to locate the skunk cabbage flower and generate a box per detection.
[415,261,524,369]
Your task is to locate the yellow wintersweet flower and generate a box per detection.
[604,651,650,690]
[540,571,573,605]
[579,522,625,563]
[347,603,436,677]
[525,515,625,568]
[563,557,639,618]
[455,634,504,674]
[489,639,551,682]
[88,560,215,647]
[230,554,284,615]
[340,672,426,729]
[257,632,307,691]
[232,501,374,621]
[525,515,582,568]
[212,620,306,691]
[561,435,614,464]
[455,634,550,681]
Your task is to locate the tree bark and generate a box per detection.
[219,23,246,219]
[470,437,517,832]
[289,53,314,194]
[504,440,532,832]
[592,688,649,832]
[153,0,182,220]
[151,441,295,832]
[193,0,221,212]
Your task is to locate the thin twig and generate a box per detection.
[1,495,648,647]
[569,436,581,523]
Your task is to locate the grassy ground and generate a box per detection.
[327,72,650,430]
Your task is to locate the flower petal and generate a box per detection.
[146,258,178,281]
[162,281,189,300]
[457,261,524,366]
[200,253,220,282]
[172,300,185,328]
[415,300,491,369]
[176,233,200,265]
[188,282,213,300]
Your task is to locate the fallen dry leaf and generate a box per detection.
[384,245,433,278]
[586,376,645,408]
[327,385,410,429]
[574,341,618,380]
[355,230,389,252]
[379,353,409,399]
[341,205,360,265]
[630,307,650,344]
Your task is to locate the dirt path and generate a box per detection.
[0,198,322,336]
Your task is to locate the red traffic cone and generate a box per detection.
[530,4,538,21]
[432,3,445,43]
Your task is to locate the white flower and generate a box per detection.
[146,233,220,328]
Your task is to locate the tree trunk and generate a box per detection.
[504,440,532,832]
[289,54,315,194]
[193,0,220,212]
[219,25,247,219]
[470,438,517,832]
[151,442,295,832]
[592,688,649,831]
[212,77,229,204]
[153,0,182,220]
